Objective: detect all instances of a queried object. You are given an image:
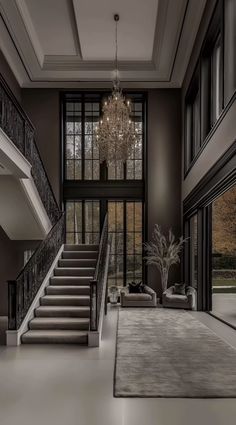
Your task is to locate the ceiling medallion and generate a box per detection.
[95,14,137,165]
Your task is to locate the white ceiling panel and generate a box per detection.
[0,0,207,87]
[73,0,159,61]
[24,0,78,56]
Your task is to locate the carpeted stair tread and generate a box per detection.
[50,276,93,285]
[58,259,97,267]
[41,295,90,306]
[54,267,95,276]
[35,305,90,317]
[46,285,90,295]
[64,244,99,252]
[62,251,98,259]
[29,317,90,330]
[22,330,88,344]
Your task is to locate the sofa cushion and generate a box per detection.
[165,294,188,302]
[174,283,186,295]
[124,293,152,301]
[128,281,144,293]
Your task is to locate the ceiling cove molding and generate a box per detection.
[172,0,207,85]
[0,13,29,85]
[42,56,156,72]
[15,0,44,67]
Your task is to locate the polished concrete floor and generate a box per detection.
[212,294,236,328]
[0,306,236,425]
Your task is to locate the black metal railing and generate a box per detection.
[8,214,65,330]
[0,74,60,225]
[90,214,109,331]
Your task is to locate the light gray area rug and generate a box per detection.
[114,308,236,398]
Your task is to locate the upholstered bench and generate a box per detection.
[162,285,197,310]
[120,285,157,307]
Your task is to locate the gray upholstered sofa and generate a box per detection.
[120,285,157,307]
[162,285,197,310]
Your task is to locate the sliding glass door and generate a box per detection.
[211,185,236,326]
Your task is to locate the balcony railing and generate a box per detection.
[0,74,60,225]
[8,213,65,330]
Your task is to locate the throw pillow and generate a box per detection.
[174,283,186,295]
[129,281,143,294]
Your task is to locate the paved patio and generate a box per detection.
[212,294,236,328]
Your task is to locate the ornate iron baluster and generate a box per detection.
[8,214,65,330]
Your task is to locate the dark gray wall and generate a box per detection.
[0,50,21,104]
[147,89,182,296]
[0,226,39,316]
[22,88,182,297]
[22,89,61,204]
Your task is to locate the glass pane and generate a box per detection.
[116,203,124,231]
[127,203,134,231]
[66,160,74,179]
[135,203,142,231]
[126,255,135,283]
[93,161,100,180]
[75,136,81,158]
[135,160,142,179]
[66,202,74,232]
[75,202,82,233]
[135,233,142,254]
[212,185,236,326]
[126,161,134,179]
[93,202,100,231]
[75,160,82,180]
[66,233,74,244]
[74,233,82,244]
[66,136,74,159]
[85,136,92,159]
[127,233,134,254]
[85,160,92,179]
[85,202,92,232]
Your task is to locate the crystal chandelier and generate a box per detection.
[95,14,136,165]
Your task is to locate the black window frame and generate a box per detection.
[184,0,224,176]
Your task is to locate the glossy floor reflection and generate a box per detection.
[0,306,236,425]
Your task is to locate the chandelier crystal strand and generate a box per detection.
[95,14,136,165]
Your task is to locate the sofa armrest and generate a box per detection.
[186,286,196,309]
[120,287,128,301]
[143,285,155,296]
[163,286,175,297]
[143,285,156,302]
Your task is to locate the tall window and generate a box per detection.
[190,214,198,291]
[211,34,223,125]
[63,92,145,287]
[66,200,100,244]
[63,93,144,181]
[185,69,200,167]
[211,185,236,326]
[184,0,223,172]
[108,201,143,288]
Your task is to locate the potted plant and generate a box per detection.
[109,285,119,304]
[144,225,187,295]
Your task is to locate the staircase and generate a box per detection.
[21,244,98,344]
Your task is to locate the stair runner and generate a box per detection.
[21,244,98,344]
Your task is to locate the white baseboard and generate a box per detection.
[6,245,64,346]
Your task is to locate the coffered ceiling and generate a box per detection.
[0,0,206,88]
